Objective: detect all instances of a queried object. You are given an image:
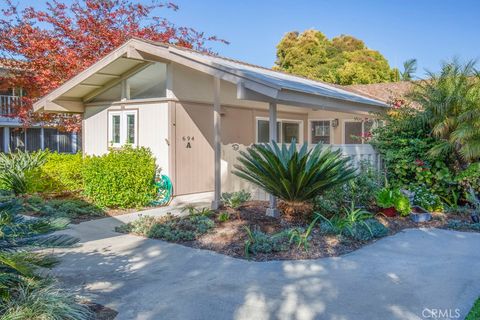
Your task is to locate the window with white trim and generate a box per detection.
[344,119,376,144]
[310,120,331,144]
[109,110,138,147]
[256,118,302,143]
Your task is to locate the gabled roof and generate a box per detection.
[166,41,386,107]
[33,38,387,113]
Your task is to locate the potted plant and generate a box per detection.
[375,188,397,217]
[376,188,412,217]
[467,188,480,223]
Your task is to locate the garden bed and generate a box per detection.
[2,192,165,224]
[117,201,480,261]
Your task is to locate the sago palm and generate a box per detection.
[233,142,357,211]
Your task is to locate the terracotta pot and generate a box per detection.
[380,207,397,217]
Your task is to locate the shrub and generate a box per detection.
[319,203,389,240]
[26,152,85,193]
[370,100,456,198]
[83,146,157,208]
[0,150,48,195]
[313,161,383,217]
[221,190,251,209]
[233,142,356,217]
[457,162,480,194]
[244,226,288,257]
[117,212,215,242]
[446,219,480,232]
[411,185,443,212]
[217,212,230,222]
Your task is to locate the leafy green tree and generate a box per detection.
[274,30,399,84]
[401,58,417,81]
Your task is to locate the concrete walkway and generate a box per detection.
[52,208,480,320]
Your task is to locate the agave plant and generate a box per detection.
[0,150,48,195]
[233,142,356,211]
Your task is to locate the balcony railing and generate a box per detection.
[0,95,20,116]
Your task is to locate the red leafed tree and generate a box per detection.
[0,0,226,132]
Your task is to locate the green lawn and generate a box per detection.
[466,297,480,320]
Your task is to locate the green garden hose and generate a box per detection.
[151,174,173,206]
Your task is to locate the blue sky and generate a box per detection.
[160,0,480,77]
[4,0,480,78]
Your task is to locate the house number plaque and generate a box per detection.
[182,136,194,148]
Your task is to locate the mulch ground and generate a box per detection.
[175,201,477,261]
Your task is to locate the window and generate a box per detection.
[91,62,167,102]
[257,120,280,143]
[10,128,25,151]
[109,110,138,147]
[26,128,42,152]
[44,128,58,151]
[310,120,331,144]
[344,120,376,144]
[127,63,167,100]
[256,118,302,143]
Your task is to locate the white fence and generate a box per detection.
[221,143,381,201]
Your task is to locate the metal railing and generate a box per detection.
[0,95,20,116]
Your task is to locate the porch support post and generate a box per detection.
[211,76,222,210]
[266,102,280,217]
[3,127,10,153]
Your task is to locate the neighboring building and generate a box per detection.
[33,38,389,203]
[0,63,79,153]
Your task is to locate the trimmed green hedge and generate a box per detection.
[82,146,157,208]
[26,152,84,193]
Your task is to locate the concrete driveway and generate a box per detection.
[52,208,480,320]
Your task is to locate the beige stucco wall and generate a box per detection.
[307,109,373,144]
[83,102,170,175]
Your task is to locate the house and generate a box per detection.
[33,38,389,208]
[0,63,79,153]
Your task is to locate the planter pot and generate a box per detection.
[411,206,432,223]
[380,207,397,217]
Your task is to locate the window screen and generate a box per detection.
[257,120,280,143]
[282,122,300,144]
[9,128,25,151]
[44,128,58,151]
[58,132,73,153]
[26,128,42,152]
[344,122,363,144]
[311,121,331,144]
